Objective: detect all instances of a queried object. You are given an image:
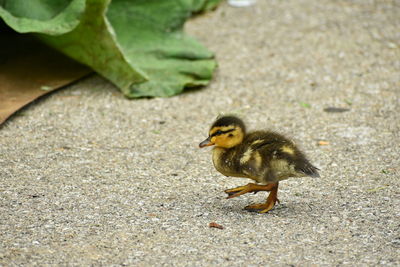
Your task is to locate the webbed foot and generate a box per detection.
[224,183,277,199]
[244,183,279,213]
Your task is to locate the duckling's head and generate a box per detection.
[199,116,246,149]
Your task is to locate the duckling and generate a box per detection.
[199,115,320,213]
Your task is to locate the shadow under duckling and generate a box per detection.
[199,115,320,213]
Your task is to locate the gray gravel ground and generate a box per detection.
[1,0,399,266]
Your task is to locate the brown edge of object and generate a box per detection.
[0,34,92,126]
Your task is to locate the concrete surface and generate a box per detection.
[1,0,399,265]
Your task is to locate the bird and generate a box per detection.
[199,115,320,213]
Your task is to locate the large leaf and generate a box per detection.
[108,0,218,97]
[0,0,220,98]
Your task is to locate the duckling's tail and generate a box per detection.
[299,163,320,178]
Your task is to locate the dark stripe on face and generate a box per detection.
[210,128,235,137]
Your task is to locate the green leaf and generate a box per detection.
[107,0,218,97]
[299,102,311,108]
[0,0,221,98]
[344,99,353,106]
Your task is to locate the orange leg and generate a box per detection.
[245,182,279,213]
[225,183,277,199]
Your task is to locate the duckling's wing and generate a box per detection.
[247,133,287,151]
[251,140,282,150]
[247,132,320,179]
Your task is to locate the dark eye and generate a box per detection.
[215,130,223,135]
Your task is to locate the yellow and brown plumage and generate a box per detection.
[199,115,320,213]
